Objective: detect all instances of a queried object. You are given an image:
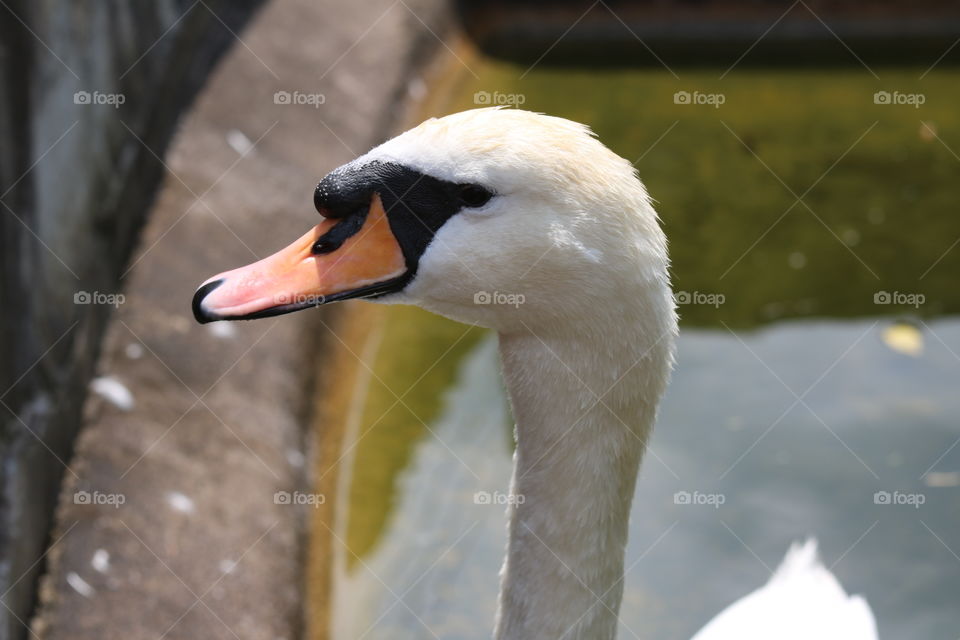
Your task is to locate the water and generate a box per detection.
[326,315,959,640]
[317,62,960,639]
[331,334,509,639]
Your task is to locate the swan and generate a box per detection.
[192,108,876,639]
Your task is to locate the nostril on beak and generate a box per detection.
[192,278,225,324]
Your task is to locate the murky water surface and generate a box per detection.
[323,63,960,639]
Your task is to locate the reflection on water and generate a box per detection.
[332,335,510,639]
[328,313,960,640]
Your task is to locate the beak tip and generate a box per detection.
[192,278,225,324]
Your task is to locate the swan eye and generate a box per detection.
[457,184,493,208]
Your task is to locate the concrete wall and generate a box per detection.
[0,0,453,638]
[0,2,263,638]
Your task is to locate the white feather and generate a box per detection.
[691,539,878,640]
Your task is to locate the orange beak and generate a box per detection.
[192,194,407,322]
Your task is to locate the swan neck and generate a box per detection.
[493,329,661,640]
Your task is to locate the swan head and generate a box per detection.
[193,108,673,336]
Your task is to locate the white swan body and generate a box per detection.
[194,108,875,640]
[693,539,879,640]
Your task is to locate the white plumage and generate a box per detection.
[693,539,878,640]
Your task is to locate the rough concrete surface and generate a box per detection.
[0,2,262,638]
[29,0,449,638]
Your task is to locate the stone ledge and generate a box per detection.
[30,1,450,638]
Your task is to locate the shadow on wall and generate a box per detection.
[0,1,263,638]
